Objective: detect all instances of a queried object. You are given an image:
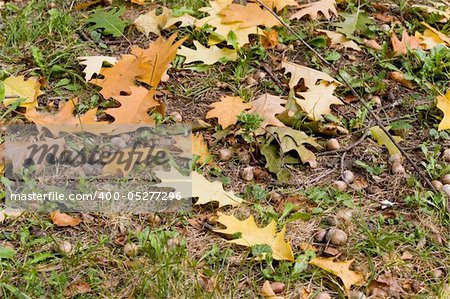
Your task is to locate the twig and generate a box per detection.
[255,0,437,193]
[261,64,286,91]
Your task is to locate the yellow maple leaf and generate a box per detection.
[214,212,295,261]
[416,29,448,50]
[290,0,338,20]
[206,96,252,128]
[437,90,450,131]
[2,76,43,110]
[178,41,238,65]
[412,4,450,23]
[309,258,365,291]
[282,60,337,89]
[295,82,343,121]
[218,3,281,29]
[370,126,402,155]
[192,172,243,207]
[420,22,450,46]
[192,133,211,165]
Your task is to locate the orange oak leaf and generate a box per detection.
[206,96,251,128]
[218,3,281,29]
[391,29,421,56]
[131,34,187,88]
[107,87,162,124]
[90,54,150,99]
[50,212,82,227]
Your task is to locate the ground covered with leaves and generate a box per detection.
[1,0,450,298]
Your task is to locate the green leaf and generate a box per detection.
[260,142,291,182]
[370,126,402,156]
[0,247,15,259]
[335,11,373,41]
[0,81,5,102]
[86,7,128,37]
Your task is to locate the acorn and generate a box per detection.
[275,43,287,52]
[218,149,233,162]
[336,209,353,223]
[441,174,450,185]
[369,95,382,106]
[167,238,180,249]
[240,167,254,181]
[268,191,282,203]
[332,180,348,191]
[348,290,366,299]
[342,170,355,184]
[56,241,72,254]
[314,229,328,242]
[325,228,348,246]
[124,243,138,256]
[326,216,337,226]
[442,184,450,197]
[380,24,390,32]
[432,180,444,191]
[253,71,266,81]
[388,154,403,166]
[391,162,406,175]
[170,111,183,123]
[315,292,331,299]
[443,149,450,162]
[325,138,340,151]
[237,150,251,164]
[270,282,285,294]
[246,76,257,86]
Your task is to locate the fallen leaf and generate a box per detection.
[296,82,343,121]
[317,29,361,51]
[363,39,382,50]
[249,93,286,129]
[282,60,337,89]
[215,212,295,261]
[260,0,298,11]
[437,90,450,131]
[163,14,196,29]
[335,11,373,41]
[261,29,279,49]
[290,0,337,20]
[368,272,405,297]
[0,208,24,222]
[178,41,238,65]
[65,281,92,297]
[416,29,449,50]
[86,7,128,37]
[77,56,118,81]
[74,0,102,10]
[131,0,145,5]
[193,172,243,207]
[192,133,211,165]
[260,142,294,182]
[261,281,285,299]
[50,211,82,227]
[309,257,365,291]
[370,126,402,156]
[102,148,150,176]
[218,3,281,28]
[206,96,251,128]
[133,7,171,36]
[388,71,414,89]
[2,76,43,109]
[412,4,450,23]
[391,29,421,56]
[420,22,450,46]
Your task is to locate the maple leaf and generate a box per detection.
[214,212,295,261]
[249,93,286,129]
[77,56,118,81]
[90,54,149,99]
[86,7,128,37]
[2,76,43,110]
[178,41,238,65]
[370,126,402,155]
[218,3,281,29]
[290,0,338,20]
[192,172,243,207]
[391,29,421,56]
[133,7,171,36]
[296,82,343,121]
[317,29,361,51]
[131,34,187,87]
[416,29,448,50]
[259,0,298,11]
[420,22,450,46]
[50,211,82,227]
[335,11,374,41]
[282,61,337,89]
[437,90,450,131]
[206,96,251,128]
[192,133,211,165]
[309,258,365,291]
[106,87,161,124]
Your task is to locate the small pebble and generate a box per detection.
[240,167,254,181]
[325,138,340,151]
[342,170,355,184]
[218,149,233,162]
[326,228,348,246]
[432,180,444,191]
[441,174,450,185]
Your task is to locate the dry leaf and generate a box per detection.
[178,41,238,65]
[163,14,196,29]
[2,76,43,110]
[290,0,338,20]
[50,211,82,227]
[215,212,295,261]
[102,148,150,176]
[74,0,101,10]
[370,126,402,156]
[437,90,450,131]
[261,281,285,299]
[218,3,281,29]
[388,71,414,89]
[206,96,251,128]
[249,93,286,129]
[193,172,243,207]
[296,82,343,121]
[363,39,382,50]
[107,87,161,124]
[65,281,92,297]
[416,29,448,49]
[391,29,421,56]
[131,0,145,5]
[317,29,361,51]
[282,60,337,89]
[133,7,171,36]
[309,258,365,291]
[412,4,450,23]
[259,0,298,10]
[420,22,450,46]
[77,56,118,81]
[261,29,279,49]
[192,133,211,165]
[0,208,24,222]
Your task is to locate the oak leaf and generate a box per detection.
[178,41,238,65]
[260,0,298,11]
[50,211,82,227]
[317,29,361,51]
[391,29,421,56]
[420,22,450,46]
[77,56,118,81]
[86,7,128,37]
[290,0,337,20]
[370,126,402,156]
[282,61,337,89]
[163,14,196,29]
[214,212,295,261]
[309,258,364,291]
[437,90,450,131]
[193,172,243,207]
[218,3,281,29]
[296,82,343,121]
[416,29,448,49]
[133,7,171,36]
[192,133,211,165]
[2,76,43,109]
[249,93,286,129]
[206,96,251,128]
